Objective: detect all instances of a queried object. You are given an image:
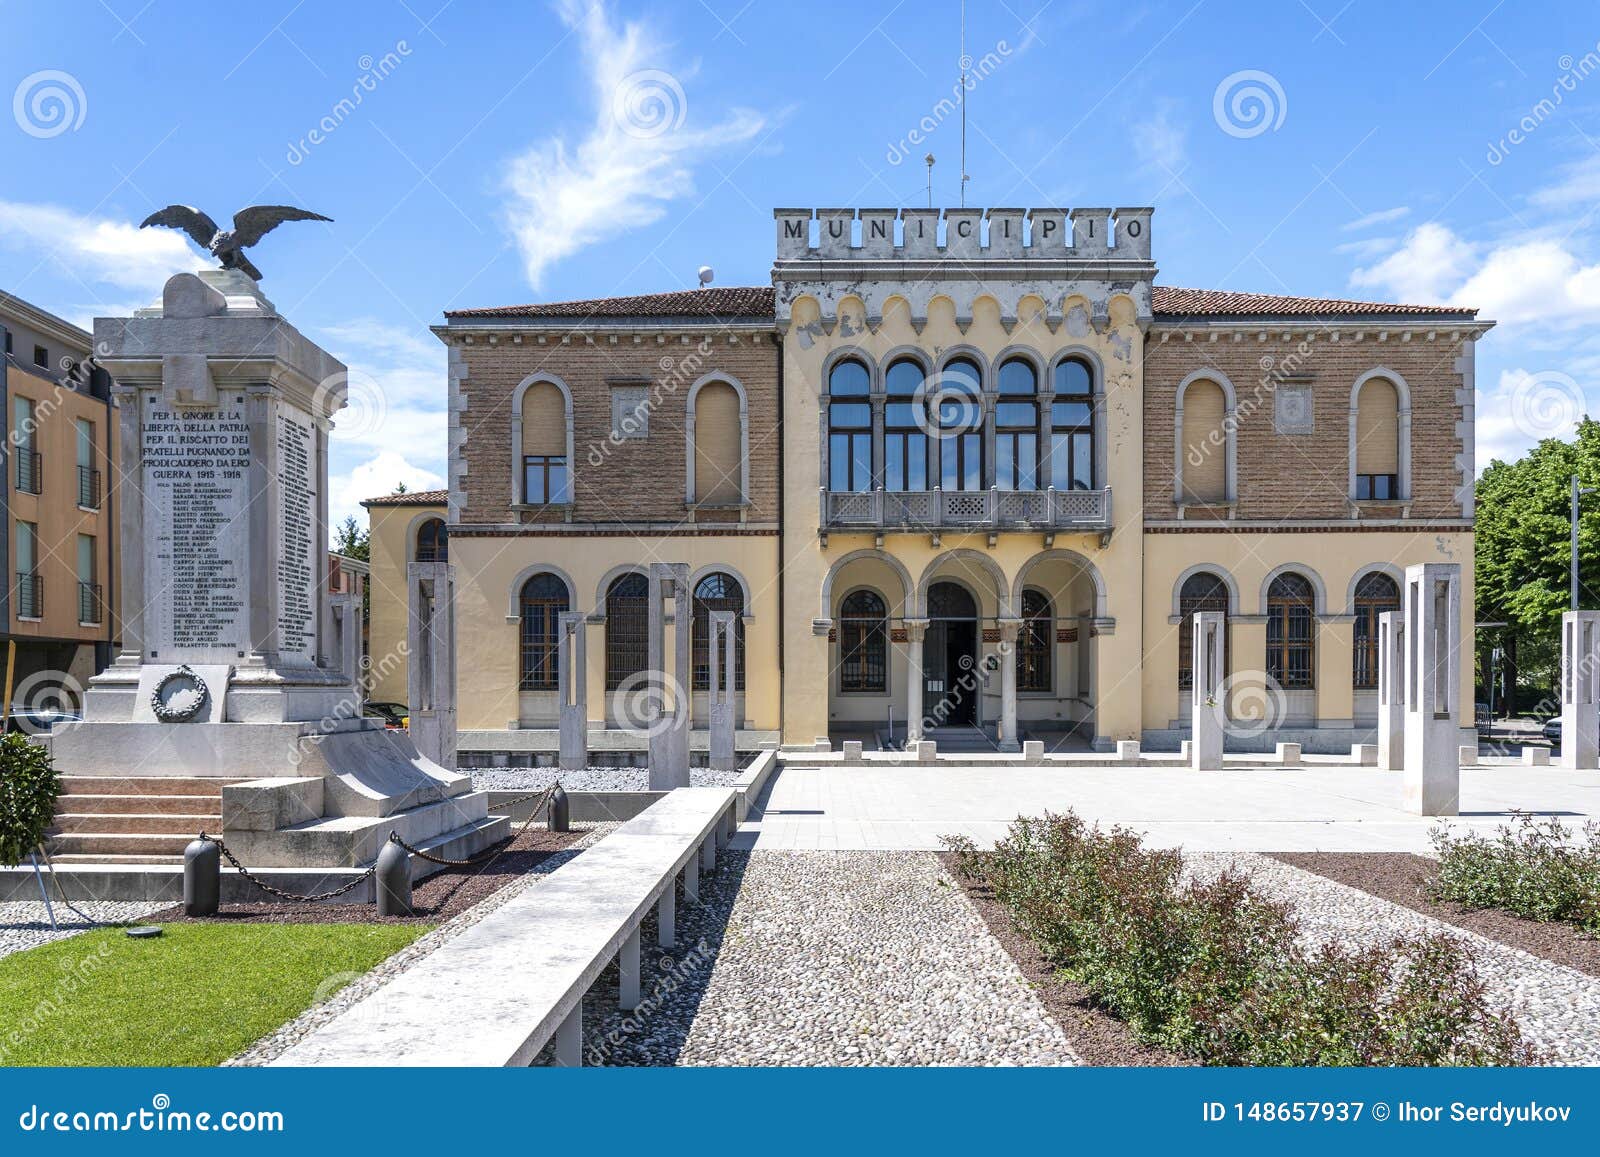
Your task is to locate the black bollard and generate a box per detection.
[375,837,412,917]
[547,783,570,832]
[183,837,220,917]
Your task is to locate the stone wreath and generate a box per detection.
[151,664,210,723]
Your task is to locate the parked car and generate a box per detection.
[363,701,408,729]
[1544,717,1563,743]
[4,707,83,735]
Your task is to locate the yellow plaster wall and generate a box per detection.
[364,501,446,705]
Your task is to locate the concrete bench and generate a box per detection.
[270,787,738,1067]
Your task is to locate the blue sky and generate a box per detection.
[3,0,1599,528]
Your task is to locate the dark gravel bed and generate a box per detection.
[1269,852,1600,979]
[937,852,1192,1067]
[145,826,584,925]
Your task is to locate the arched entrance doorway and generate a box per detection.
[925,581,979,727]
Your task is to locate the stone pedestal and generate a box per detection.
[1558,611,1600,770]
[647,564,692,789]
[1402,563,1462,816]
[1376,610,1405,772]
[1190,611,1225,771]
[558,612,588,771]
[50,269,504,869]
[408,561,456,770]
[707,610,737,772]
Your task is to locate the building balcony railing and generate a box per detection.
[77,465,102,510]
[820,485,1112,532]
[78,581,102,626]
[16,571,42,619]
[15,449,41,495]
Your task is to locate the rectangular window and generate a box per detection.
[32,344,48,369]
[76,418,101,509]
[1049,399,1094,490]
[1355,473,1399,500]
[77,534,101,624]
[884,402,928,491]
[13,397,39,495]
[996,401,1038,491]
[523,455,569,504]
[16,521,41,618]
[828,399,873,493]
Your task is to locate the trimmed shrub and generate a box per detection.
[1431,813,1600,933]
[0,731,61,868]
[946,811,1538,1066]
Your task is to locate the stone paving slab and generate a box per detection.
[742,764,1600,852]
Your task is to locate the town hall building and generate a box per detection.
[368,206,1484,761]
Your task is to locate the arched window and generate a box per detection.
[1354,377,1400,500]
[927,581,977,619]
[520,382,570,504]
[1018,588,1053,692]
[1179,379,1228,503]
[692,380,744,503]
[692,572,745,692]
[1177,571,1230,689]
[827,359,872,493]
[1049,357,1095,490]
[937,357,983,492]
[996,359,1039,491]
[518,573,569,690]
[414,517,448,563]
[838,589,887,693]
[604,572,649,691]
[1266,573,1316,690]
[884,359,928,492]
[1352,572,1400,689]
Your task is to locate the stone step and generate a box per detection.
[46,852,185,866]
[58,776,236,798]
[45,832,193,857]
[49,813,217,836]
[53,793,222,816]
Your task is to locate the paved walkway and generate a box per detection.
[738,763,1600,852]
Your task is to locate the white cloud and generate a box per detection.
[1333,235,1396,259]
[501,0,764,288]
[1340,206,1409,231]
[1132,106,1187,177]
[1348,222,1477,303]
[0,199,197,293]
[1528,154,1600,211]
[330,450,445,530]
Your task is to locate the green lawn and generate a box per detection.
[0,922,428,1066]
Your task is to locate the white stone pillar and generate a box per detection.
[647,563,691,789]
[708,610,737,772]
[1559,611,1600,770]
[1191,611,1225,771]
[1376,610,1405,772]
[904,619,928,745]
[998,618,1021,752]
[407,561,456,770]
[1402,563,1462,816]
[330,592,362,690]
[558,611,587,771]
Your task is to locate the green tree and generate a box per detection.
[333,514,369,563]
[1475,418,1600,709]
[0,733,60,868]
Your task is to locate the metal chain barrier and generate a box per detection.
[389,782,558,868]
[199,832,377,903]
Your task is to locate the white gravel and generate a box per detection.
[228,822,619,1067]
[1191,851,1600,1066]
[0,900,167,962]
[557,850,1079,1067]
[471,766,743,792]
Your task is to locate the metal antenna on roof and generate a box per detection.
[925,154,935,208]
[959,0,969,208]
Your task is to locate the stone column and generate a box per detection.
[1558,611,1600,770]
[904,618,928,745]
[708,610,737,771]
[330,592,362,689]
[558,611,588,771]
[1376,610,1404,771]
[1402,562,1461,816]
[647,563,691,789]
[998,618,1021,752]
[1191,611,1225,771]
[408,561,456,770]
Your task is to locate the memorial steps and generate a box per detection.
[45,776,231,864]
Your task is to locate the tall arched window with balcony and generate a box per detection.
[1049,357,1095,490]
[414,517,448,563]
[1354,377,1401,500]
[883,359,928,492]
[827,359,872,493]
[996,359,1039,491]
[937,357,983,491]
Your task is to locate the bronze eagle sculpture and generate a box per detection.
[139,204,331,281]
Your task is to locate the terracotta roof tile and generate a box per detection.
[1151,285,1475,319]
[444,286,775,320]
[361,488,448,508]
